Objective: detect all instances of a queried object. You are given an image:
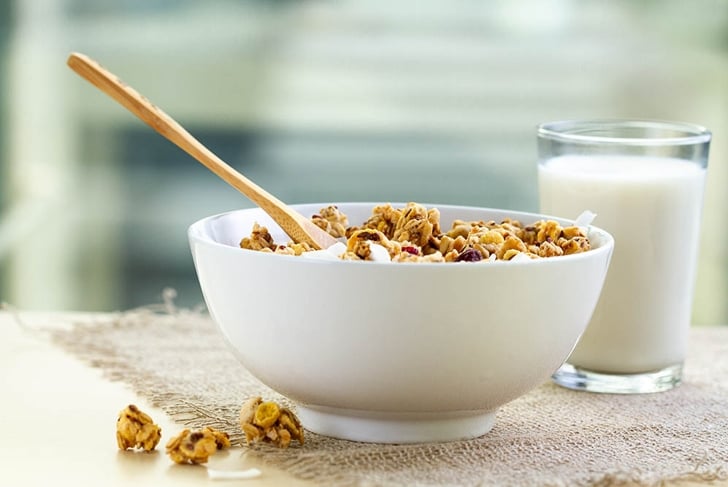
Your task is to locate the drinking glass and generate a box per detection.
[538,119,711,393]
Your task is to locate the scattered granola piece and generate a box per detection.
[116,404,162,452]
[204,426,232,450]
[239,397,304,448]
[166,427,229,464]
[254,402,281,429]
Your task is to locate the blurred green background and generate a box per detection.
[0,1,726,324]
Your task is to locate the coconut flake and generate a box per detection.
[300,241,347,261]
[510,252,532,263]
[207,468,262,481]
[369,243,391,262]
[574,210,597,232]
[300,249,339,261]
[327,241,347,258]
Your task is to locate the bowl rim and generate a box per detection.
[188,202,614,267]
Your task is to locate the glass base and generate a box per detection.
[552,362,683,394]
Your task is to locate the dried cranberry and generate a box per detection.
[456,248,482,262]
[402,246,420,255]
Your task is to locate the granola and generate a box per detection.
[311,205,349,238]
[240,223,313,256]
[165,427,231,464]
[240,397,304,449]
[116,404,162,452]
[241,202,592,263]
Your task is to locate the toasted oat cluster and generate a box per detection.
[165,427,231,464]
[311,205,349,238]
[116,404,162,452]
[239,397,304,449]
[241,203,591,263]
[241,223,314,256]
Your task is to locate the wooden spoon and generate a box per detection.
[67,52,337,250]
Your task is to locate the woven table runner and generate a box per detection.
[47,296,728,486]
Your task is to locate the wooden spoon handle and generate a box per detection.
[67,52,336,249]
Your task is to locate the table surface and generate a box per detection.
[1,311,725,487]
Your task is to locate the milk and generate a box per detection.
[539,155,706,374]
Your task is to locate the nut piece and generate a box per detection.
[497,236,528,260]
[240,397,304,449]
[165,427,230,464]
[116,404,162,452]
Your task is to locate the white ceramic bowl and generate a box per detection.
[189,203,613,443]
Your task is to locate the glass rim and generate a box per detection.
[538,119,711,146]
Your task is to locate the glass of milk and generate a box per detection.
[538,119,711,394]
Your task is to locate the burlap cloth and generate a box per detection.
[47,296,728,486]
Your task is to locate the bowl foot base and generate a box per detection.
[296,405,496,443]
